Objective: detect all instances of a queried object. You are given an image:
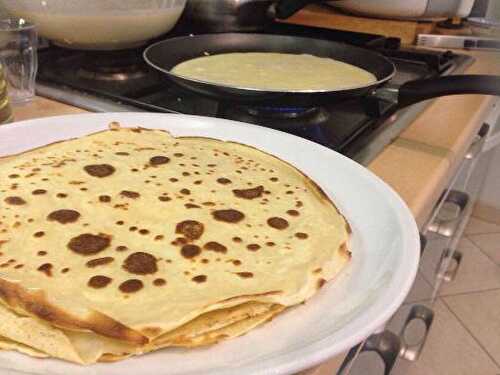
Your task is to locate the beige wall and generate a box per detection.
[0,4,9,18]
[485,0,500,20]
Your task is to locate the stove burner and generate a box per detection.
[245,106,320,119]
[220,105,330,130]
[77,64,147,81]
[76,49,149,82]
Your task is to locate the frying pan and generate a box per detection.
[144,33,500,107]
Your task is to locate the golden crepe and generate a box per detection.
[171,52,377,91]
[0,124,350,364]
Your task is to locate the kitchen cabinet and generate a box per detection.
[334,96,500,374]
[474,99,500,221]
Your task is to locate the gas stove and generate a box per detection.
[35,22,473,164]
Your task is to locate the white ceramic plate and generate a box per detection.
[0,113,419,375]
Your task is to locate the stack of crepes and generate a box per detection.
[0,124,350,364]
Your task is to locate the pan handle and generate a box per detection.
[397,75,500,108]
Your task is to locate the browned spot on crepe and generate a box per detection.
[88,275,112,289]
[232,186,264,199]
[37,263,53,277]
[150,156,170,165]
[119,279,143,293]
[212,209,244,223]
[99,195,111,203]
[203,241,227,254]
[83,164,115,177]
[4,196,26,205]
[216,177,232,185]
[120,190,140,199]
[181,245,201,259]
[153,278,166,286]
[192,275,207,283]
[180,188,191,195]
[122,252,157,275]
[47,209,80,224]
[267,217,289,230]
[235,272,254,278]
[246,244,261,252]
[171,237,188,246]
[67,233,111,255]
[175,220,204,240]
[86,257,114,268]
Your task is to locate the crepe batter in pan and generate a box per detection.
[171,52,377,91]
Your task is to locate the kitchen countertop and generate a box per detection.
[6,11,500,375]
[11,96,86,122]
[283,4,435,44]
[369,50,499,229]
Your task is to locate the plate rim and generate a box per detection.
[0,112,420,375]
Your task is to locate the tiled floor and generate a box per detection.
[392,216,500,374]
[391,300,499,375]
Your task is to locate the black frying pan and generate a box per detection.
[143,33,500,107]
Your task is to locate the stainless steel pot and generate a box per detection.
[182,0,321,32]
